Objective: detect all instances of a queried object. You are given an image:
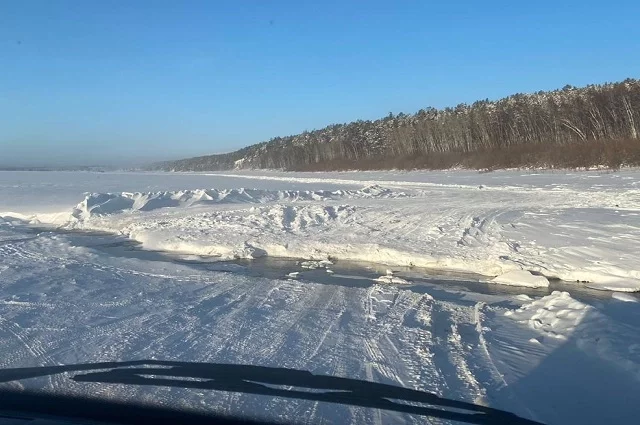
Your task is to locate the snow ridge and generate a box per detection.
[71,185,405,219]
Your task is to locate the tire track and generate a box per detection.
[0,317,66,389]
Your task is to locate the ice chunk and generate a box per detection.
[611,292,639,303]
[492,270,550,288]
[375,275,410,284]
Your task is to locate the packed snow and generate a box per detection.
[1,170,640,424]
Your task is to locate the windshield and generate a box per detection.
[1,2,640,425]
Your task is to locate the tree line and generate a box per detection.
[155,79,640,171]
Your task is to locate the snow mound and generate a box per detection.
[505,291,640,380]
[248,205,355,232]
[232,242,267,259]
[505,291,587,339]
[491,270,550,288]
[71,186,405,219]
[375,275,410,284]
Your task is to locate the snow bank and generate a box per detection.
[611,292,639,303]
[491,270,550,288]
[505,291,589,339]
[60,182,640,292]
[71,185,405,219]
[586,280,640,293]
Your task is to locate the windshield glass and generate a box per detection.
[1,2,640,424]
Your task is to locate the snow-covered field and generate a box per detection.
[1,169,640,424]
[3,169,638,291]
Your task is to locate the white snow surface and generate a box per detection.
[2,170,640,424]
[70,185,402,219]
[504,290,640,383]
[0,225,638,424]
[3,169,638,291]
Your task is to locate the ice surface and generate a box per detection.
[491,270,550,288]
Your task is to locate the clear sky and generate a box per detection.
[2,0,640,166]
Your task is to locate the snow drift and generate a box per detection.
[505,291,640,381]
[71,185,404,219]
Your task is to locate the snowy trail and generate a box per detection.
[0,230,488,423]
[0,226,639,424]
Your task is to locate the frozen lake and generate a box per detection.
[1,170,640,424]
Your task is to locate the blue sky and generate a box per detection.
[1,0,639,166]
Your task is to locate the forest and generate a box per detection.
[155,79,640,171]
